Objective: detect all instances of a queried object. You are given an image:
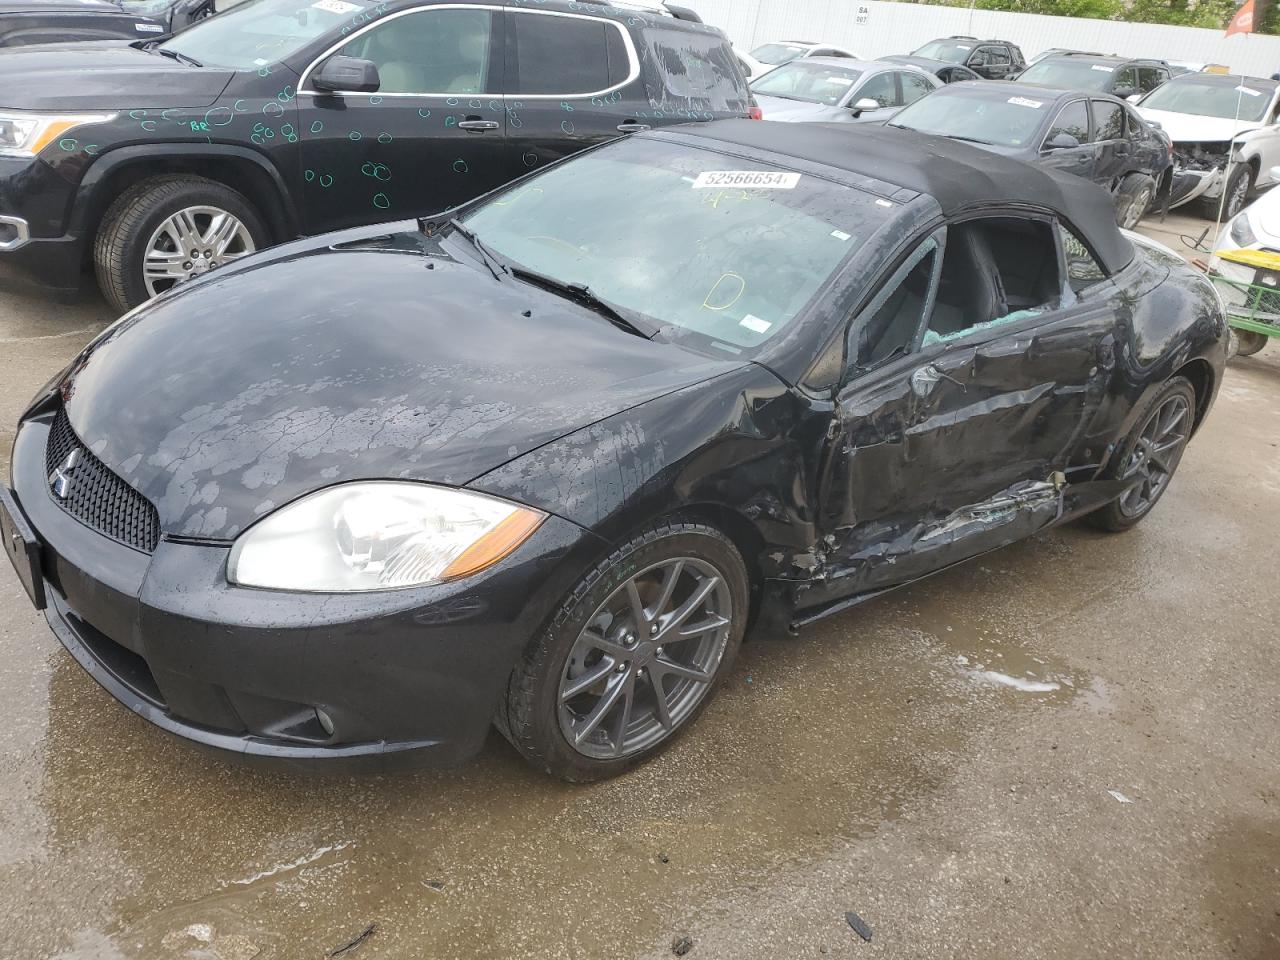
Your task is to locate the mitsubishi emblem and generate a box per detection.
[49,449,81,500]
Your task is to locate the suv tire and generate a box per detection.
[94,175,268,314]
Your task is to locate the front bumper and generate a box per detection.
[1168,166,1222,208]
[6,412,604,771]
[0,156,84,296]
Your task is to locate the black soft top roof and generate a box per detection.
[657,119,1134,274]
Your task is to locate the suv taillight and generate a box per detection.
[749,104,763,120]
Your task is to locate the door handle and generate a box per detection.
[457,119,499,132]
[616,122,652,133]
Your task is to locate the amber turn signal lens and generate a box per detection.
[440,507,545,581]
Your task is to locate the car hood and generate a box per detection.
[0,42,232,110]
[1138,108,1258,144]
[57,227,741,540]
[753,94,860,123]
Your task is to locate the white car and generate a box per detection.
[1209,169,1280,355]
[1137,72,1280,220]
[735,39,860,80]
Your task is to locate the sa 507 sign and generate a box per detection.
[856,4,869,24]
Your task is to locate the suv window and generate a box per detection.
[510,12,629,95]
[1046,99,1090,145]
[1126,106,1144,137]
[645,25,749,111]
[1091,100,1124,141]
[857,71,899,108]
[1114,65,1138,93]
[1137,66,1161,93]
[988,47,1011,66]
[900,71,933,104]
[338,7,494,95]
[1059,224,1106,292]
[968,48,989,66]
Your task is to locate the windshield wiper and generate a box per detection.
[511,267,660,339]
[447,218,509,282]
[153,46,202,66]
[943,134,995,145]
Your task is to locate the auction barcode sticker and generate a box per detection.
[693,171,801,189]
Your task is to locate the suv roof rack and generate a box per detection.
[663,3,702,22]
[949,35,977,40]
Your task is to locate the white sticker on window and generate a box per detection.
[1007,96,1044,108]
[831,229,852,241]
[311,0,359,13]
[824,76,855,86]
[1091,64,1115,72]
[134,22,163,31]
[740,314,772,334]
[956,45,971,50]
[693,171,800,189]
[1236,84,1263,97]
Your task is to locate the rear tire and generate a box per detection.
[1116,174,1155,229]
[93,175,267,314]
[1235,329,1268,356]
[1088,376,1196,533]
[498,520,748,782]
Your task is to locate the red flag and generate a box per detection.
[1226,0,1255,37]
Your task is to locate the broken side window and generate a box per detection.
[924,218,1061,345]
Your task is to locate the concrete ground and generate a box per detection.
[0,212,1276,960]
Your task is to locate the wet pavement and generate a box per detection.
[1,214,1277,960]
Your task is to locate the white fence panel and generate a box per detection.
[690,0,1280,78]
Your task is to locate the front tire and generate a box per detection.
[498,520,748,782]
[1198,162,1254,221]
[1089,376,1196,533]
[93,175,267,314]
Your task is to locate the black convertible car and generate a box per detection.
[1,121,1225,781]
[889,81,1173,229]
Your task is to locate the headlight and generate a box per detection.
[1229,210,1257,247]
[227,482,545,592]
[0,111,115,158]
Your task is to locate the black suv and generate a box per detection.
[1016,53,1173,101]
[0,0,168,47]
[909,36,1025,80]
[0,0,750,311]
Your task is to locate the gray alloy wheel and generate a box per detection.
[557,556,732,759]
[1117,392,1191,519]
[497,520,747,782]
[142,205,256,299]
[1090,376,1196,533]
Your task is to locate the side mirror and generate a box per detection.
[312,55,380,94]
[1043,132,1081,151]
[852,97,881,113]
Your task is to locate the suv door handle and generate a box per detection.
[457,119,499,132]
[617,122,652,133]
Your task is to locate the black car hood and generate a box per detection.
[58,229,741,540]
[0,42,232,109]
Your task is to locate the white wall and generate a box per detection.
[692,0,1280,78]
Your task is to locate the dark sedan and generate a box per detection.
[878,54,983,84]
[1,121,1226,781]
[888,81,1173,228]
[0,0,165,45]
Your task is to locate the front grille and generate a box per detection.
[45,408,160,553]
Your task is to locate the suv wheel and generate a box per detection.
[1116,174,1155,229]
[497,520,748,782]
[1198,162,1254,221]
[94,175,267,314]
